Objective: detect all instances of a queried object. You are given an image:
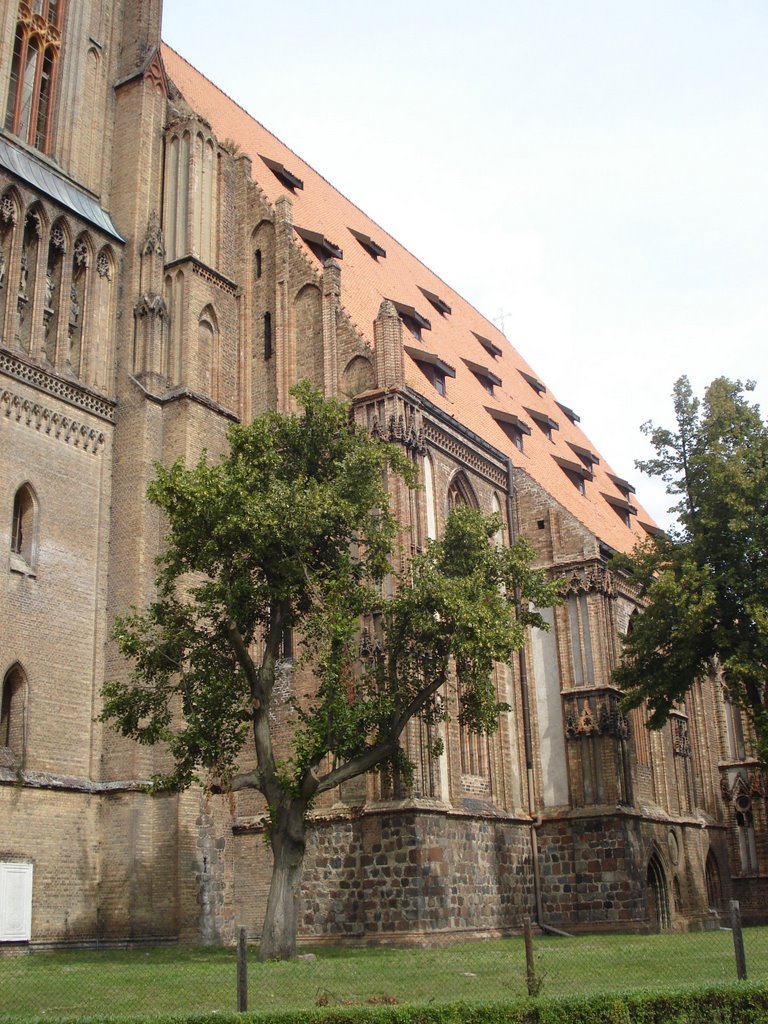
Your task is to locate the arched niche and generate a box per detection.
[293,283,323,389]
[341,354,374,397]
[646,851,671,931]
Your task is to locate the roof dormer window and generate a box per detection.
[607,473,636,500]
[556,401,580,424]
[553,455,592,494]
[602,492,638,527]
[471,331,502,359]
[349,228,386,259]
[294,226,343,262]
[525,408,559,441]
[405,345,455,397]
[418,287,451,316]
[567,442,599,471]
[518,369,546,395]
[486,407,531,452]
[389,300,431,341]
[462,359,501,397]
[260,155,304,192]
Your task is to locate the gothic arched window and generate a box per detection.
[11,483,38,569]
[1,664,27,758]
[4,1,65,152]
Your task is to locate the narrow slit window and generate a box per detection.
[263,311,272,360]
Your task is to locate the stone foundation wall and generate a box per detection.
[537,812,730,932]
[234,807,536,943]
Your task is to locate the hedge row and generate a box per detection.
[8,984,768,1024]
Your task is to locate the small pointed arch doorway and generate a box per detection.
[646,851,671,931]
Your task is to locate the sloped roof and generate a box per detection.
[161,43,653,554]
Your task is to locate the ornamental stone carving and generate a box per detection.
[1,194,17,224]
[561,564,617,598]
[50,224,66,251]
[369,411,426,454]
[96,251,112,279]
[564,691,629,740]
[74,240,88,267]
[142,211,165,258]
[672,716,691,757]
[134,293,167,320]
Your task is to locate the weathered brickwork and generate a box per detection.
[0,0,764,951]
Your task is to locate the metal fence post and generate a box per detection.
[523,916,537,996]
[730,899,747,981]
[237,926,248,1011]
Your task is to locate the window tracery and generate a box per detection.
[5,1,65,153]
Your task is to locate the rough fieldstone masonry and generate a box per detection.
[0,0,765,949]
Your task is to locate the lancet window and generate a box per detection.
[11,483,37,567]
[1,664,27,757]
[5,1,65,152]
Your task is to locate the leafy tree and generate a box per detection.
[102,384,560,961]
[613,376,768,767]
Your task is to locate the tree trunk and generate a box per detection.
[258,800,307,961]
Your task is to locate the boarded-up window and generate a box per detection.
[0,862,33,942]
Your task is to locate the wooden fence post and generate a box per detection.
[730,900,747,981]
[237,926,248,1011]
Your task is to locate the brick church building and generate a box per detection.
[1,0,765,946]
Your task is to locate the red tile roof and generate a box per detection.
[161,43,654,555]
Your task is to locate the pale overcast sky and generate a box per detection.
[161,1,768,530]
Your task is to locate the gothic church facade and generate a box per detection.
[1,0,765,946]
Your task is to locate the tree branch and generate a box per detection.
[226,619,265,708]
[210,771,263,794]
[314,737,399,795]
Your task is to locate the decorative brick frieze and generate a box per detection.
[0,349,116,421]
[1,386,107,453]
[423,420,507,489]
[165,255,238,295]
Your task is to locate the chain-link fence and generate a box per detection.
[2,914,766,1019]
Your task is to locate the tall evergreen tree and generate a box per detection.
[613,376,768,767]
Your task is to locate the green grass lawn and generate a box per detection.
[1,928,767,1019]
